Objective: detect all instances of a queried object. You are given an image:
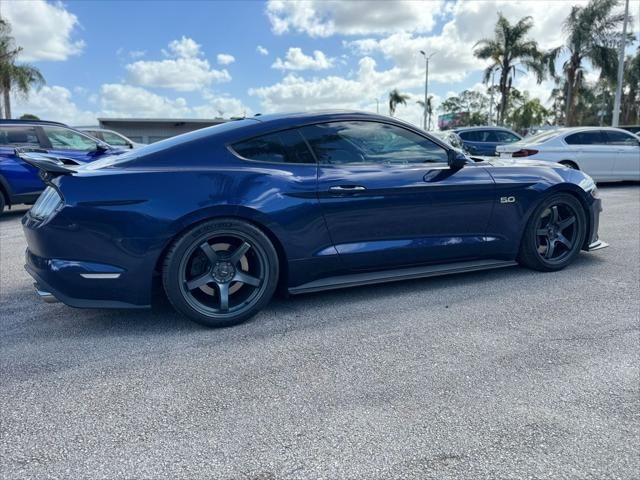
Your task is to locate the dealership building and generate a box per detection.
[97,117,229,144]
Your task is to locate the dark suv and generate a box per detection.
[453,126,522,156]
[0,120,124,215]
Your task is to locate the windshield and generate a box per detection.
[523,130,563,144]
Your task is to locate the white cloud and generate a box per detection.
[256,45,269,56]
[12,86,96,125]
[129,50,146,59]
[266,0,446,37]
[126,37,231,91]
[217,53,236,65]
[250,56,429,126]
[272,47,334,71]
[2,0,85,61]
[14,83,252,123]
[98,84,192,118]
[166,36,202,58]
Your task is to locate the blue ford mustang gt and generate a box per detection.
[20,111,608,327]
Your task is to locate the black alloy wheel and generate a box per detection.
[163,219,279,327]
[519,193,586,271]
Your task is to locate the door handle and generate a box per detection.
[328,185,366,192]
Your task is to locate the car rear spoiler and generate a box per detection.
[15,147,79,176]
[15,148,79,192]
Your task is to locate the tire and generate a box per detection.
[162,218,279,327]
[518,193,587,272]
[559,160,579,170]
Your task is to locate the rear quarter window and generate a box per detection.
[231,129,315,164]
[565,131,606,145]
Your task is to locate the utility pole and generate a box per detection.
[374,98,379,114]
[420,50,436,130]
[612,0,629,127]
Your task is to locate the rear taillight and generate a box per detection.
[30,187,62,220]
[512,149,539,157]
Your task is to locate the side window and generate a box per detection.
[459,131,483,142]
[300,121,448,165]
[43,126,98,151]
[495,131,520,143]
[604,130,640,147]
[101,131,130,147]
[565,131,606,145]
[0,126,40,147]
[484,131,500,142]
[231,129,315,164]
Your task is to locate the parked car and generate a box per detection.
[77,127,144,149]
[452,126,522,156]
[496,127,640,182]
[20,111,606,328]
[0,120,126,216]
[620,125,640,135]
[432,130,466,152]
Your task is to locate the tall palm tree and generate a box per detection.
[474,14,545,126]
[0,18,45,119]
[546,0,627,126]
[416,95,434,129]
[388,89,409,117]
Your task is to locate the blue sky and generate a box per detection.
[4,0,638,128]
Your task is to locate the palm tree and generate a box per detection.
[388,89,409,117]
[416,95,434,129]
[0,18,45,119]
[547,0,627,126]
[474,14,545,126]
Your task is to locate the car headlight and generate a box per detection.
[30,187,63,220]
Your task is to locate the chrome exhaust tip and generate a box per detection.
[34,283,59,303]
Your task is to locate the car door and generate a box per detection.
[41,125,106,163]
[0,125,47,198]
[603,130,640,180]
[300,120,496,271]
[564,130,614,180]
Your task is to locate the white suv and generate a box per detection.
[496,127,640,182]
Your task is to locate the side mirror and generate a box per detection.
[447,149,467,170]
[95,142,109,153]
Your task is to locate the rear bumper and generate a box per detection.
[24,248,150,309]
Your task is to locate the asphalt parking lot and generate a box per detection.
[1,185,639,480]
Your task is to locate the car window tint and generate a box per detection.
[43,126,98,151]
[300,121,448,165]
[484,131,499,142]
[458,131,484,142]
[0,126,40,146]
[565,131,606,145]
[604,130,640,146]
[232,129,314,164]
[495,130,520,142]
[101,131,130,146]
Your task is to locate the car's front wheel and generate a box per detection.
[162,218,279,327]
[518,193,587,271]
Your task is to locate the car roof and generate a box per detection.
[453,126,516,132]
[0,119,68,127]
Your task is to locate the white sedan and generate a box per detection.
[496,127,640,182]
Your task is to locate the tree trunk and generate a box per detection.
[3,83,11,119]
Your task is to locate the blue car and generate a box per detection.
[453,126,522,156]
[20,111,607,327]
[0,120,123,215]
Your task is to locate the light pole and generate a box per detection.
[612,0,630,127]
[420,50,436,130]
[374,98,379,114]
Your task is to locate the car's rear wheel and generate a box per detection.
[518,193,586,271]
[559,160,579,170]
[162,219,279,327]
